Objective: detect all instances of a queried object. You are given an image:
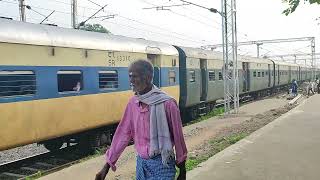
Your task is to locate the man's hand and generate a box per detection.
[177,161,186,180]
[95,163,110,180]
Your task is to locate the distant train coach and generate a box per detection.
[0,18,318,152]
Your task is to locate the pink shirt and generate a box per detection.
[105,96,187,171]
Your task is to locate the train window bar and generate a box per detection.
[189,70,196,83]
[209,71,215,81]
[0,71,36,98]
[168,70,176,84]
[218,71,223,80]
[99,70,119,89]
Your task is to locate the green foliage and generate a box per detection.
[25,171,42,180]
[282,0,320,15]
[185,107,225,126]
[79,23,111,34]
[185,133,249,172]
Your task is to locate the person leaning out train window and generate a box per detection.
[73,81,81,92]
[95,59,187,180]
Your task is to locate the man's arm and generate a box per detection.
[165,100,188,179]
[95,102,133,179]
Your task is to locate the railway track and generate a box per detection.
[0,145,105,180]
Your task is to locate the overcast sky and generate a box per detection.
[1,0,319,65]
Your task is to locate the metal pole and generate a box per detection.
[221,0,227,114]
[222,0,238,115]
[311,37,315,78]
[71,0,78,28]
[19,0,26,22]
[232,0,239,113]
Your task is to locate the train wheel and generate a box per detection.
[43,139,63,152]
[190,107,198,120]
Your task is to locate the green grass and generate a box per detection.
[185,132,249,172]
[25,171,42,180]
[78,147,106,163]
[185,107,225,126]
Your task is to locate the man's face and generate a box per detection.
[129,67,148,93]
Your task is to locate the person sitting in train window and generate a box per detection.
[73,81,81,92]
[95,59,187,180]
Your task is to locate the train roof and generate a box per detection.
[178,47,223,60]
[272,60,300,67]
[178,47,276,65]
[237,55,273,64]
[0,19,178,56]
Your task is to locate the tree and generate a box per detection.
[79,23,111,34]
[282,0,320,15]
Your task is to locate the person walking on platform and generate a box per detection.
[307,80,315,96]
[316,77,320,94]
[95,59,187,180]
[291,79,298,96]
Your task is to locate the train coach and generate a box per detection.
[0,19,179,151]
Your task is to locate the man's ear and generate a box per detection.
[146,75,153,84]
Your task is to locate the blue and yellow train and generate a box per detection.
[0,19,318,151]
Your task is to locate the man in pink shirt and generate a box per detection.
[95,59,187,180]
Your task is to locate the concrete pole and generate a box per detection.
[256,43,263,58]
[19,0,26,22]
[71,0,78,28]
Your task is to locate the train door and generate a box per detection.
[200,59,208,101]
[147,54,161,87]
[298,67,301,81]
[277,65,280,85]
[288,67,291,83]
[268,64,271,87]
[242,62,250,92]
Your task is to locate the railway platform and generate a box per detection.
[187,94,320,180]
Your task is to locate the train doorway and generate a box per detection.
[242,62,250,92]
[200,59,208,101]
[277,65,280,85]
[288,66,292,83]
[268,64,271,87]
[147,54,161,87]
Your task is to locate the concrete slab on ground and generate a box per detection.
[187,94,320,180]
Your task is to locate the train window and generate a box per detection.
[253,71,256,77]
[172,59,177,67]
[99,70,119,89]
[258,72,261,77]
[218,71,223,80]
[189,70,196,82]
[0,71,36,97]
[57,71,83,92]
[209,71,215,81]
[168,70,176,84]
[262,72,264,77]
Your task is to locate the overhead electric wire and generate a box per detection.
[102,19,208,45]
